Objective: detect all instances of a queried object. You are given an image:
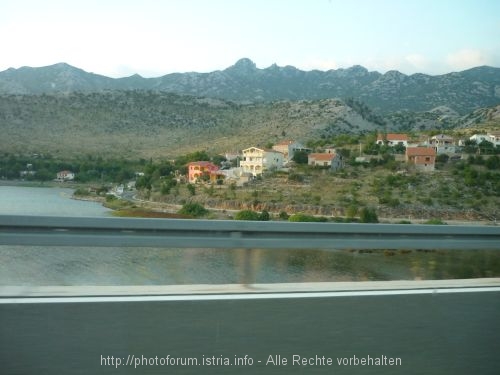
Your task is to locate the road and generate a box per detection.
[1,287,499,375]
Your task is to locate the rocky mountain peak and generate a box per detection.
[225,58,257,74]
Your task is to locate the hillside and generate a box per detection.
[0,91,389,158]
[2,90,500,158]
[1,59,499,114]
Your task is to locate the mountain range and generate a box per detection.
[1,58,500,114]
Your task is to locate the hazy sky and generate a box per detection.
[1,0,499,77]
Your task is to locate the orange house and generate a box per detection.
[405,147,436,172]
[187,161,219,183]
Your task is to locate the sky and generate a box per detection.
[1,0,499,78]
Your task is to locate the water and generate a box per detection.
[0,185,111,216]
[0,186,499,286]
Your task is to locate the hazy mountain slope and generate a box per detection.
[1,59,499,114]
[0,91,386,158]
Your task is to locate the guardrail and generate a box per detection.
[0,215,499,250]
[1,215,500,375]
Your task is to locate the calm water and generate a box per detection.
[0,185,111,216]
[0,186,499,286]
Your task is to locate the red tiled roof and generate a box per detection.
[309,153,335,161]
[406,147,436,156]
[377,133,409,141]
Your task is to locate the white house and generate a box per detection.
[56,170,75,181]
[487,131,500,147]
[470,134,490,144]
[376,133,409,147]
[240,147,284,176]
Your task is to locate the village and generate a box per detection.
[137,130,500,187]
[14,129,487,224]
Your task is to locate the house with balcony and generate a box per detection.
[429,134,456,154]
[187,161,219,183]
[272,140,310,162]
[240,147,284,176]
[405,147,436,172]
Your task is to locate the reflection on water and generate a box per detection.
[1,246,499,286]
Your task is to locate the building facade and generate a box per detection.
[240,147,284,176]
[405,147,436,172]
[272,140,310,162]
[187,161,219,183]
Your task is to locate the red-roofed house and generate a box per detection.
[187,161,220,183]
[308,153,344,171]
[405,147,436,172]
[376,133,409,147]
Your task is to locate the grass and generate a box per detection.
[112,208,191,219]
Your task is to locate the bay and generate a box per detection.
[0,185,111,217]
[0,186,499,286]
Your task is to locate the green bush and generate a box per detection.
[234,210,261,221]
[359,207,378,223]
[178,202,208,217]
[259,210,270,221]
[73,188,90,196]
[288,213,327,222]
[279,211,290,220]
[424,218,447,225]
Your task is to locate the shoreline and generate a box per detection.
[2,181,497,225]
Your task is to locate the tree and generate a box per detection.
[292,150,309,164]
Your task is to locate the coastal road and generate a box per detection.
[1,285,499,375]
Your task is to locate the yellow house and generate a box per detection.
[240,147,284,176]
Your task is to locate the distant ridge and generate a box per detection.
[1,59,500,114]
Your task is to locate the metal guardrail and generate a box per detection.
[0,215,499,250]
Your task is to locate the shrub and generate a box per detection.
[279,211,290,220]
[359,207,378,223]
[288,213,327,222]
[288,173,304,182]
[259,210,270,221]
[73,187,90,196]
[178,202,208,217]
[234,210,261,221]
[186,183,196,196]
[424,218,447,225]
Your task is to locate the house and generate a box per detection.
[240,147,284,176]
[187,161,219,183]
[56,170,75,181]
[469,134,489,144]
[429,134,456,154]
[376,133,409,147]
[272,140,310,162]
[222,151,241,162]
[218,168,253,186]
[405,147,436,172]
[308,153,344,171]
[487,131,500,147]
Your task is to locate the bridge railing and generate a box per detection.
[0,215,499,250]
